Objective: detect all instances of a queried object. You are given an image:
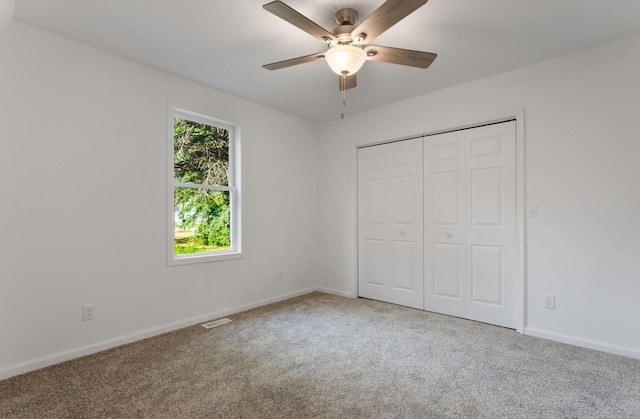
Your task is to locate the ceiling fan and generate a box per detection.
[262,0,437,91]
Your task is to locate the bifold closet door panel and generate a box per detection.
[358,139,424,310]
[424,122,517,328]
[465,122,517,328]
[424,132,467,318]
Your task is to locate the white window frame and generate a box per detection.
[167,106,242,266]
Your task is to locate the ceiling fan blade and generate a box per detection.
[339,74,357,91]
[365,45,437,68]
[352,0,428,45]
[263,1,338,43]
[263,52,326,71]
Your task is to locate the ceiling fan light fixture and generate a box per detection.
[325,45,367,75]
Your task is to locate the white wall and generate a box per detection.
[0,23,319,378]
[0,1,13,34]
[317,35,640,358]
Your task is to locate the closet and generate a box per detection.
[358,121,517,328]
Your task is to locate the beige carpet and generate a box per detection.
[1,292,639,418]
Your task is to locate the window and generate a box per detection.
[168,107,241,265]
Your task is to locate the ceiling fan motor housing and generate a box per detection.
[333,8,360,45]
[334,26,355,44]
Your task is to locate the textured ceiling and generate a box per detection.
[12,0,640,123]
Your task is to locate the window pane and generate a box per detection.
[173,117,229,186]
[174,187,231,255]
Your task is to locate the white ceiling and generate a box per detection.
[12,0,640,123]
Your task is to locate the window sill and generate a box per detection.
[168,251,244,266]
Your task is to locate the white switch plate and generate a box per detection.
[527,205,538,218]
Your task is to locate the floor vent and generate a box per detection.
[201,318,232,329]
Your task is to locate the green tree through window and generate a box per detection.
[173,117,232,255]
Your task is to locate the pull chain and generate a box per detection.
[341,72,347,106]
[341,71,348,119]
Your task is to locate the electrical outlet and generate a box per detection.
[82,304,95,321]
[544,295,555,310]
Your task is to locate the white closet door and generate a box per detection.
[358,138,424,309]
[424,122,517,328]
[424,132,467,318]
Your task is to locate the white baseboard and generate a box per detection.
[315,287,356,299]
[0,288,317,381]
[524,327,640,360]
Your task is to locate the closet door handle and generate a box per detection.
[445,232,452,238]
[399,231,405,237]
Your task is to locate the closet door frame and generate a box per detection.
[352,109,526,333]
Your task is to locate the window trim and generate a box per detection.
[167,105,242,266]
